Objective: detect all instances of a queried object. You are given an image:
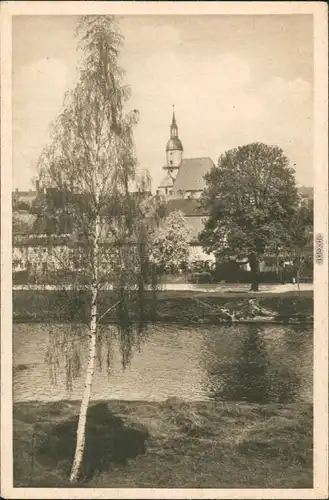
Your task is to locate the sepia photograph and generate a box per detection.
[1,2,328,499]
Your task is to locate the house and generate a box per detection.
[297,185,314,207]
[12,187,155,275]
[12,180,44,209]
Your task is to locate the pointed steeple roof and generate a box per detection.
[167,105,183,151]
[171,105,177,128]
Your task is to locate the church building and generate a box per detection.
[158,108,214,200]
[157,108,215,264]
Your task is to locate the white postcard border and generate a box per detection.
[1,2,328,499]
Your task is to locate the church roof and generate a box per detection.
[166,137,183,152]
[172,157,214,194]
[171,110,178,128]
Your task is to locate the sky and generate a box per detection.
[13,14,314,191]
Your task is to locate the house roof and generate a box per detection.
[13,190,37,198]
[172,157,214,195]
[158,173,175,189]
[165,198,208,217]
[145,212,207,244]
[298,186,313,198]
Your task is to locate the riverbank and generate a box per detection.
[13,282,313,293]
[14,398,312,488]
[13,289,313,324]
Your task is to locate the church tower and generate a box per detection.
[166,106,183,169]
[157,107,183,196]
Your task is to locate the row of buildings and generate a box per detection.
[13,109,313,276]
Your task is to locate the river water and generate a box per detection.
[13,323,312,404]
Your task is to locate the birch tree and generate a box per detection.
[37,15,156,483]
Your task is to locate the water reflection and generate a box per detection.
[13,323,312,404]
[208,325,302,404]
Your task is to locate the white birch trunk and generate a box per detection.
[69,213,100,483]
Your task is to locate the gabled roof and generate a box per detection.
[158,173,175,189]
[172,157,214,195]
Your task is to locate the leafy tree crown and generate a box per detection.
[199,142,299,261]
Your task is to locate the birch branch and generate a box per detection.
[98,300,121,322]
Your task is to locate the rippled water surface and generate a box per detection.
[13,323,312,403]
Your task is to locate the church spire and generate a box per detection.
[170,104,178,138]
[166,105,183,153]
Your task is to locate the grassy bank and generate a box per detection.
[14,398,312,488]
[13,289,313,324]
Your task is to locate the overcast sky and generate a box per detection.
[13,14,313,191]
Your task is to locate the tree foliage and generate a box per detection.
[151,210,191,274]
[199,142,299,290]
[280,200,313,284]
